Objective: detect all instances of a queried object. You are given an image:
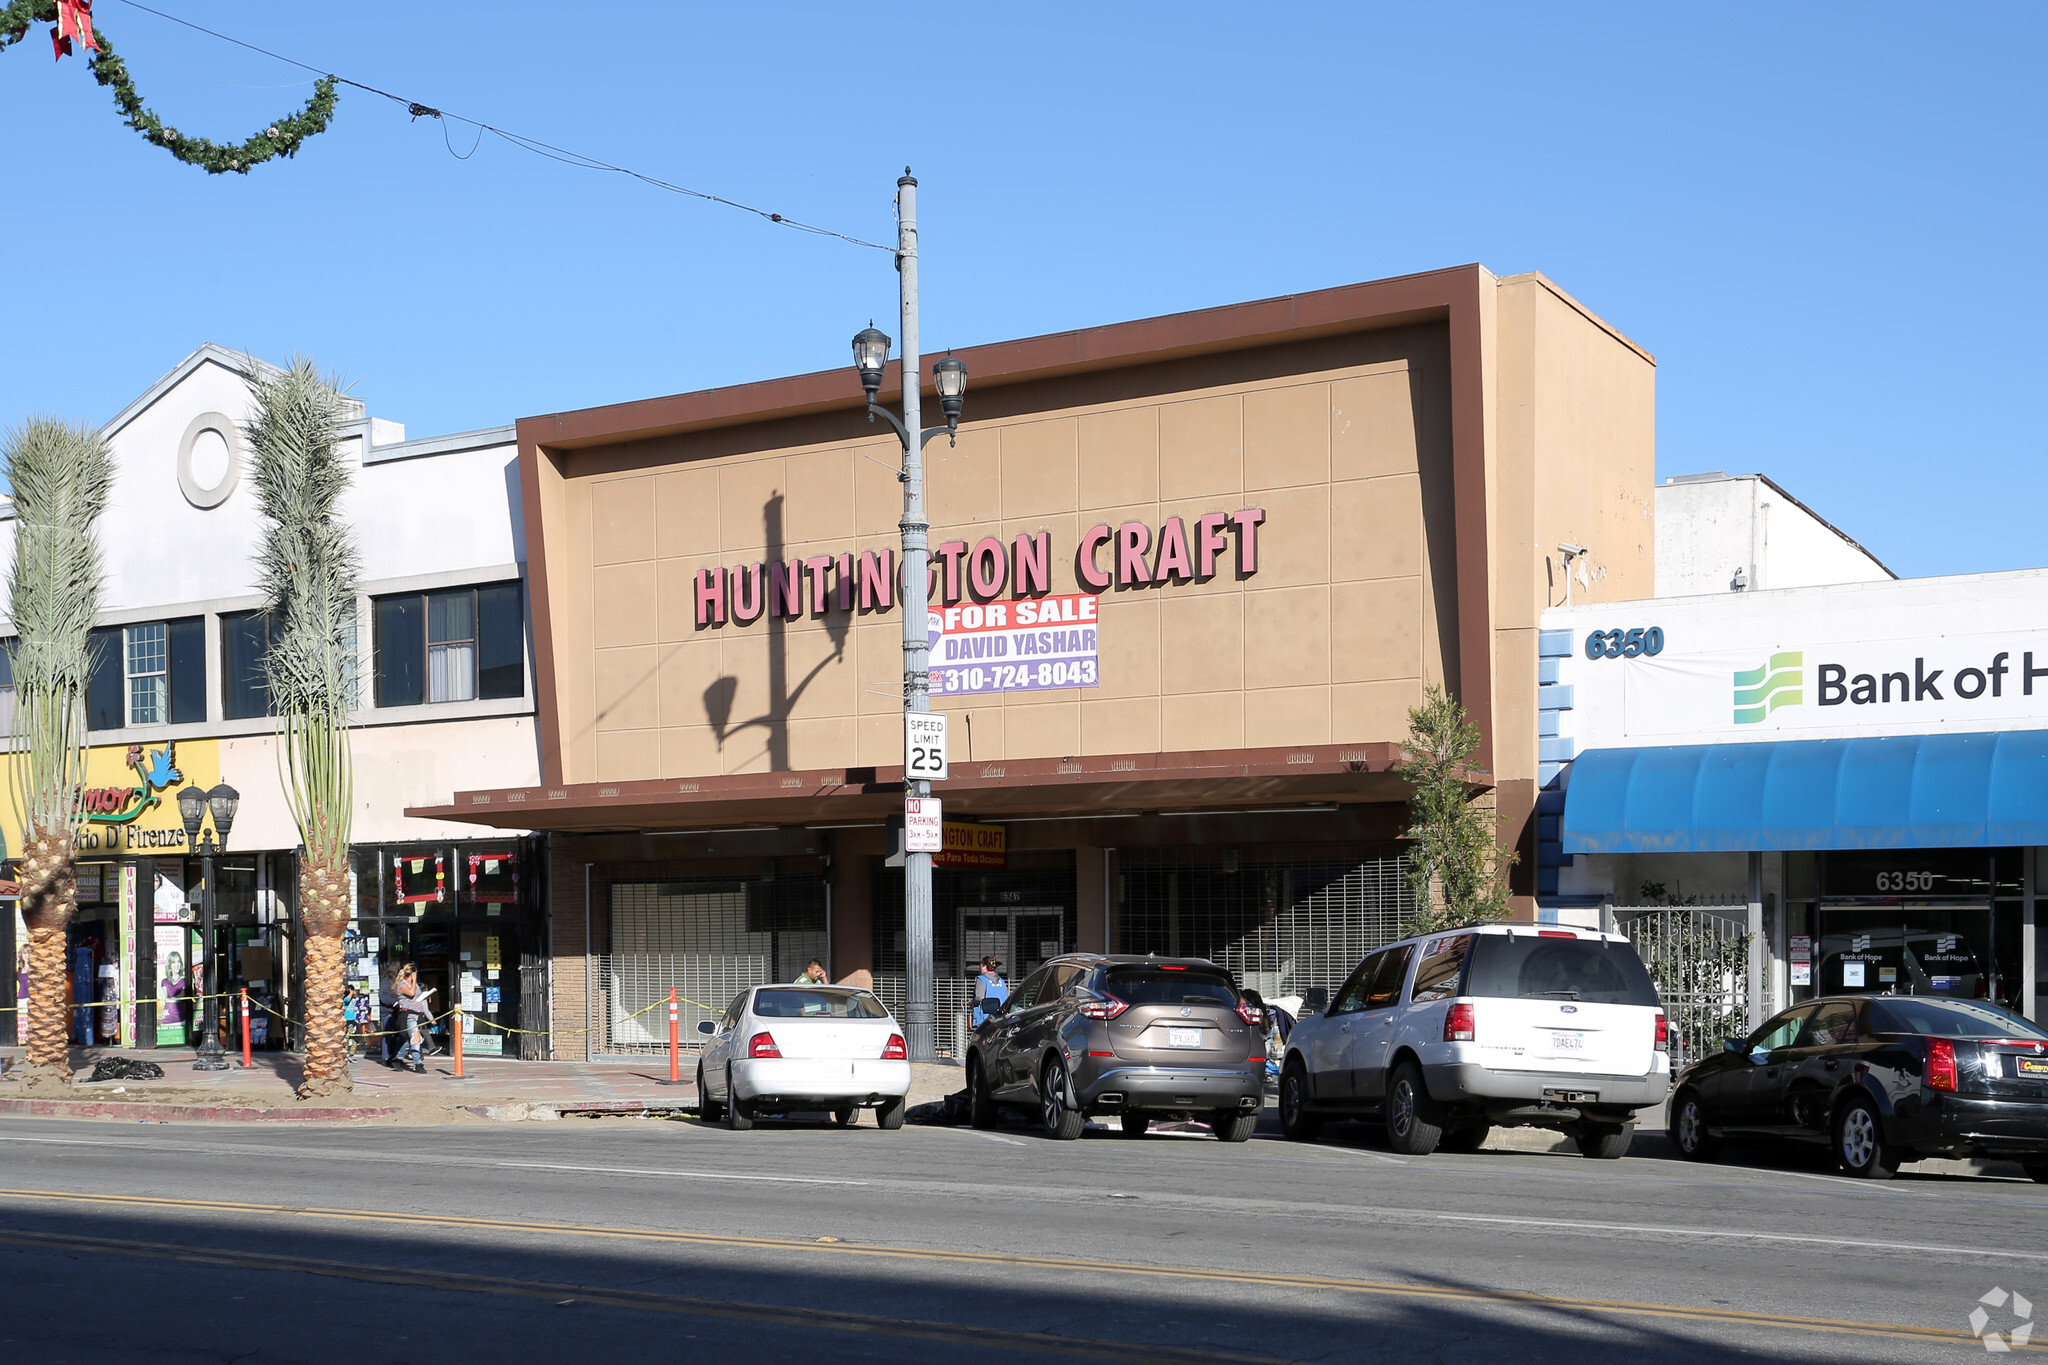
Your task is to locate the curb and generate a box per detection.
[0,1097,399,1123]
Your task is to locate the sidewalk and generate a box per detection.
[0,1046,968,1126]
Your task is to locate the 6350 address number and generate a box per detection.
[1584,627,1665,660]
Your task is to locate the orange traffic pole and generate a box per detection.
[453,1007,465,1078]
[239,989,253,1068]
[668,988,680,1084]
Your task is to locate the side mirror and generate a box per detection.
[1723,1037,1746,1055]
[697,1020,716,1035]
[1304,987,1329,1015]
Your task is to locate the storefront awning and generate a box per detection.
[1560,731,2048,854]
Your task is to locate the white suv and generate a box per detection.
[1278,924,1670,1158]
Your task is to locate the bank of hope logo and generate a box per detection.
[1970,1287,2034,1352]
[1733,651,1804,725]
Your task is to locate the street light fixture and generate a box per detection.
[847,169,967,1062]
[852,324,891,403]
[177,780,240,1072]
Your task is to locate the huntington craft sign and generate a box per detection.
[691,508,1265,628]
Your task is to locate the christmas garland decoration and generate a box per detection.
[1,0,337,175]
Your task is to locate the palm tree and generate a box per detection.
[4,417,115,1093]
[245,359,361,1098]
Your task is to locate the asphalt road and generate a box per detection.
[0,1106,2042,1364]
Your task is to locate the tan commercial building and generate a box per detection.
[413,264,1655,1056]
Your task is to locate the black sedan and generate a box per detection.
[1667,994,2048,1180]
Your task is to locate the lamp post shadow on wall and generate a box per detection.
[176,782,239,1072]
[849,168,969,1062]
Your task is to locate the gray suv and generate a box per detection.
[964,954,1265,1141]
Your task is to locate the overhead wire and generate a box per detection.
[106,0,893,252]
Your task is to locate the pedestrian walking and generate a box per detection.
[388,963,434,1074]
[972,955,1008,1026]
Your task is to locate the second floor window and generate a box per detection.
[89,619,203,730]
[374,582,523,708]
[221,610,274,720]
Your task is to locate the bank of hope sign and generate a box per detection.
[1558,583,2048,748]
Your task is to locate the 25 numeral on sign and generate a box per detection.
[1584,626,1665,660]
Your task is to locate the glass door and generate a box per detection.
[1814,904,1990,999]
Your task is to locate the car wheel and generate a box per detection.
[1385,1060,1443,1156]
[725,1068,754,1132]
[1212,1110,1257,1143]
[967,1056,997,1130]
[1119,1113,1149,1138]
[1438,1124,1489,1154]
[1040,1057,1086,1141]
[875,1096,906,1131]
[1833,1096,1897,1179]
[696,1063,723,1124]
[1669,1088,1720,1162]
[2023,1161,2048,1185]
[1575,1124,1633,1160]
[833,1106,858,1127]
[1279,1061,1323,1143]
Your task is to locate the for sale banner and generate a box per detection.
[929,594,1101,697]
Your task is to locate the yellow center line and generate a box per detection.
[0,1187,2022,1351]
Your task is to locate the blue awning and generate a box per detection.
[1560,731,2048,854]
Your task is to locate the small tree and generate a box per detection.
[4,417,115,1093]
[246,360,361,1099]
[1399,685,1515,936]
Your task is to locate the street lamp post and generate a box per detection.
[176,782,240,1072]
[851,169,966,1063]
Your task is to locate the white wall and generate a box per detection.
[0,346,540,852]
[1656,473,1892,596]
[222,716,542,849]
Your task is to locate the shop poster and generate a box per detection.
[928,594,1101,697]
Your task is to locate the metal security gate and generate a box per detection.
[1116,845,1416,1006]
[596,877,825,1056]
[1616,905,1751,1070]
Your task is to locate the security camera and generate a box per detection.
[1558,542,1588,559]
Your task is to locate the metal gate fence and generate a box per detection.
[870,975,976,1058]
[516,960,552,1060]
[1616,904,1751,1070]
[591,952,771,1055]
[1117,845,1416,1006]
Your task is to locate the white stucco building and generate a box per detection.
[3,346,543,1057]
[1656,471,1893,596]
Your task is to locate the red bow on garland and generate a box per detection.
[50,0,96,60]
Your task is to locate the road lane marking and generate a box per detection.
[974,1133,1028,1147]
[1437,1213,2048,1262]
[0,1187,2021,1350]
[495,1162,867,1185]
[0,1226,1281,1365]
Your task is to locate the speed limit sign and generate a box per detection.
[905,713,949,781]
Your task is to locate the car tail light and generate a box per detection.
[1159,964,1186,971]
[1538,930,1577,939]
[881,1034,907,1060]
[747,1031,781,1059]
[1927,1038,1958,1092]
[1444,1002,1475,1042]
[1655,1011,1669,1049]
[1235,1001,1262,1027]
[1077,994,1129,1021]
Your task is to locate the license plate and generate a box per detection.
[1550,1031,1585,1051]
[1168,1028,1203,1049]
[2019,1058,2048,1075]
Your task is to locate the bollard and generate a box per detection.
[668,988,680,1084]
[239,989,253,1069]
[453,1006,465,1079]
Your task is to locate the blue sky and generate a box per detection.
[2,3,2041,579]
